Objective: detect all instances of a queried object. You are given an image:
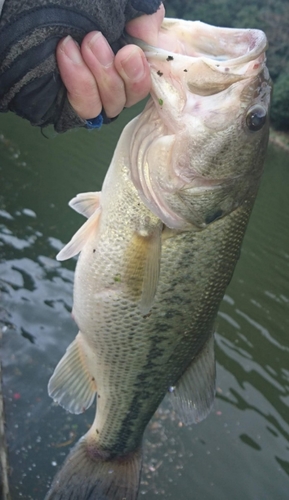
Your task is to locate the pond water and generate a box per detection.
[0,106,288,500]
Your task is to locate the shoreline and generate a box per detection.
[269,129,289,153]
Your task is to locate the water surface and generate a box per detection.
[0,110,288,499]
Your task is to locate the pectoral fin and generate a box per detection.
[69,192,101,218]
[125,226,162,315]
[140,227,162,315]
[48,332,97,414]
[56,208,100,261]
[170,332,216,425]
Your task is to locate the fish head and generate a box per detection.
[129,20,272,229]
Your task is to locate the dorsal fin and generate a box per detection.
[170,332,216,425]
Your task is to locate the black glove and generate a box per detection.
[0,0,161,132]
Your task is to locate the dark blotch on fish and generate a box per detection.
[166,55,174,61]
[205,209,223,225]
[157,70,163,76]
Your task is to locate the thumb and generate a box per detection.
[125,3,165,46]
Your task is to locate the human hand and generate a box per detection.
[56,3,165,122]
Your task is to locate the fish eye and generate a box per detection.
[246,105,267,132]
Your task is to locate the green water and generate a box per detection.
[0,108,288,500]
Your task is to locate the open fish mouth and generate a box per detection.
[159,19,268,65]
[125,19,269,96]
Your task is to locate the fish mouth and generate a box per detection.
[161,19,268,66]
[125,20,268,95]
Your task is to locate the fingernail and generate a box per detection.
[62,36,82,64]
[89,32,114,68]
[121,49,146,81]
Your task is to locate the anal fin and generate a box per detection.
[170,332,216,425]
[48,332,97,414]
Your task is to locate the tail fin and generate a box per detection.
[45,436,142,500]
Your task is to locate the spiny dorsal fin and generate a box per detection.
[170,332,216,425]
[69,192,101,218]
[48,332,97,414]
[56,208,100,261]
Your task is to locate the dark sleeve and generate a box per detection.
[0,0,161,132]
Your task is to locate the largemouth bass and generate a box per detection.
[46,19,271,500]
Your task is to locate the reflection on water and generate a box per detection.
[0,111,288,499]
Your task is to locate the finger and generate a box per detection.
[126,3,165,46]
[56,36,102,120]
[81,32,126,118]
[114,45,151,108]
